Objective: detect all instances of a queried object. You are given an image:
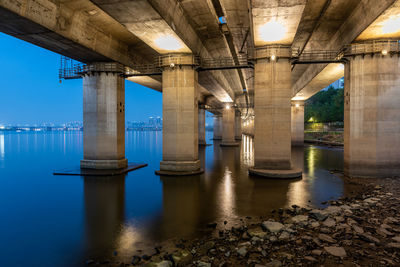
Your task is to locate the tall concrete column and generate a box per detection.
[235,111,242,140]
[213,115,222,140]
[344,45,400,178]
[81,63,127,169]
[198,105,207,146]
[249,47,301,178]
[291,100,304,146]
[156,54,203,175]
[221,104,239,147]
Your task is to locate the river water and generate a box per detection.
[0,131,344,266]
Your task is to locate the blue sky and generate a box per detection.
[0,32,163,125]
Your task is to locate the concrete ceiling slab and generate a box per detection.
[356,0,400,40]
[252,0,306,46]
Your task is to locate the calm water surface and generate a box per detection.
[0,131,344,266]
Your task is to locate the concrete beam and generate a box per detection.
[292,63,344,101]
[0,0,156,66]
[292,0,397,98]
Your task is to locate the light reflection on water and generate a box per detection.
[0,131,345,266]
[0,134,4,159]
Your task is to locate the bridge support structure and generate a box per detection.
[156,54,203,176]
[249,46,302,178]
[81,63,127,169]
[344,44,400,178]
[291,100,305,146]
[235,111,242,140]
[213,115,222,140]
[220,104,239,147]
[198,105,207,146]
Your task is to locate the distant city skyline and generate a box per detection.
[0,33,162,124]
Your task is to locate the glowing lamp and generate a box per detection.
[271,54,276,61]
[382,50,388,56]
[154,35,183,51]
[259,20,286,42]
[382,16,400,34]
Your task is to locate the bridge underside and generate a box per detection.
[1,0,400,178]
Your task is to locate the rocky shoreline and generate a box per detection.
[89,178,400,267]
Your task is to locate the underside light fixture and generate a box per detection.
[381,16,400,34]
[295,103,300,108]
[225,104,231,110]
[382,49,388,56]
[270,54,276,61]
[259,20,286,42]
[154,35,183,51]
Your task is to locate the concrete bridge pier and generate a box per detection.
[249,47,302,178]
[80,63,127,170]
[344,47,400,178]
[213,115,222,140]
[156,54,203,176]
[220,104,239,147]
[198,105,207,146]
[235,111,242,140]
[291,100,305,146]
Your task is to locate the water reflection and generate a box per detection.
[0,132,348,266]
[0,134,4,160]
[241,134,254,166]
[83,175,126,261]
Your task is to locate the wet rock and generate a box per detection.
[262,221,284,233]
[310,221,320,228]
[241,232,250,240]
[251,236,262,245]
[291,215,308,224]
[352,225,364,234]
[265,259,282,267]
[378,227,394,237]
[309,210,328,221]
[278,231,290,241]
[322,218,336,227]
[358,233,380,244]
[197,261,211,267]
[392,236,400,242]
[198,241,215,254]
[142,255,151,261]
[304,256,317,262]
[318,233,336,243]
[386,243,400,250]
[143,261,173,267]
[324,246,347,257]
[237,246,247,257]
[132,255,141,265]
[312,249,322,256]
[320,227,332,234]
[172,250,192,266]
[248,227,267,239]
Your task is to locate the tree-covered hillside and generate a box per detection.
[305,86,344,123]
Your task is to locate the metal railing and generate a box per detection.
[343,40,400,56]
[59,39,400,80]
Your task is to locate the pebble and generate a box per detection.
[324,246,347,257]
[262,221,284,233]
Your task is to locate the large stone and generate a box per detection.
[318,234,336,243]
[324,246,347,257]
[291,215,308,224]
[262,221,284,233]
